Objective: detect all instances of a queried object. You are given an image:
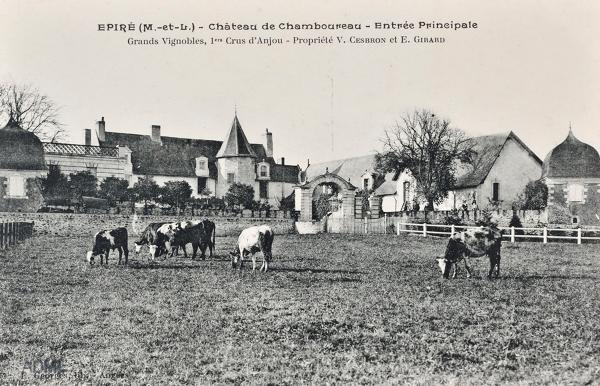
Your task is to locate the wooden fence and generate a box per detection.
[0,221,34,250]
[394,222,600,244]
[325,217,600,244]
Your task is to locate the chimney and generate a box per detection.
[265,128,273,158]
[151,125,161,143]
[281,157,285,165]
[97,117,105,142]
[84,129,91,146]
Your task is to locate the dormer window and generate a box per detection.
[195,156,209,177]
[257,161,270,180]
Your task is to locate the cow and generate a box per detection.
[148,220,211,260]
[436,226,502,279]
[197,219,216,259]
[230,225,274,272]
[86,227,129,266]
[133,222,169,257]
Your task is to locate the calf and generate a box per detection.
[197,219,216,259]
[230,225,274,271]
[86,227,129,266]
[436,226,502,279]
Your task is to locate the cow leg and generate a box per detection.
[117,247,123,265]
[443,261,452,279]
[488,254,501,278]
[239,250,245,270]
[252,254,257,271]
[199,243,207,260]
[463,257,472,278]
[124,246,129,265]
[192,243,199,260]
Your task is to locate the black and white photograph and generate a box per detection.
[1,0,600,384]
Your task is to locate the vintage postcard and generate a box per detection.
[0,0,599,384]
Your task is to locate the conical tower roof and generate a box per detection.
[216,114,256,158]
[0,117,46,170]
[542,129,600,179]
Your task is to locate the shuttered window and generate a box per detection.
[8,176,26,197]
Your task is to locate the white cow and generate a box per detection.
[230,225,275,272]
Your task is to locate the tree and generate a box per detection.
[522,180,548,210]
[0,82,65,142]
[39,165,71,203]
[69,171,98,199]
[376,109,474,210]
[158,180,193,214]
[98,177,130,207]
[130,175,160,214]
[224,183,255,210]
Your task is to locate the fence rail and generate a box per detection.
[325,217,600,244]
[0,222,34,250]
[394,222,600,244]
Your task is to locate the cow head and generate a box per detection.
[230,248,241,268]
[86,251,94,264]
[134,242,143,254]
[436,257,447,274]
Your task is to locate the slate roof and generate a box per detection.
[0,117,46,170]
[542,130,600,179]
[304,154,377,187]
[216,115,256,158]
[373,180,397,196]
[100,128,299,183]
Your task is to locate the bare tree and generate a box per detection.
[375,109,475,210]
[0,82,65,142]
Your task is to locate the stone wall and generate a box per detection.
[0,212,295,237]
[0,177,45,213]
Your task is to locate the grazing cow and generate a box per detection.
[230,225,274,271]
[148,220,210,260]
[436,226,502,279]
[86,227,129,266]
[133,222,169,257]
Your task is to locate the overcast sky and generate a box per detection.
[1,0,599,167]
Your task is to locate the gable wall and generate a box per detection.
[476,137,542,209]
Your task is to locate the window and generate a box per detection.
[86,166,97,176]
[260,165,268,178]
[568,183,584,202]
[7,176,26,198]
[492,183,500,201]
[49,164,60,175]
[197,159,207,170]
[572,216,579,225]
[259,181,268,199]
[197,177,207,193]
[363,178,369,190]
[227,173,235,184]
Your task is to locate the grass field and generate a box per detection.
[1,233,600,384]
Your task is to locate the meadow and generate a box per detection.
[1,233,600,384]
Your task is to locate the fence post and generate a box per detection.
[577,228,582,245]
[450,224,455,238]
[0,222,4,249]
[396,221,400,236]
[423,223,427,237]
[511,226,515,243]
[543,227,548,244]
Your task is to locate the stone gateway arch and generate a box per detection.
[295,170,357,221]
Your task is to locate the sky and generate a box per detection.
[1,0,599,167]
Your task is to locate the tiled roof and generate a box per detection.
[542,130,600,179]
[0,117,46,171]
[373,180,397,196]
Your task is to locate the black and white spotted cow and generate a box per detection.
[133,222,169,258]
[86,227,129,266]
[230,225,275,272]
[436,226,502,279]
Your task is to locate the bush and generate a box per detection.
[475,208,494,227]
[509,214,524,236]
[547,203,572,224]
[443,209,464,226]
[224,183,255,210]
[523,180,548,209]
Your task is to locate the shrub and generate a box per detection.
[509,214,525,236]
[443,209,464,226]
[523,180,548,209]
[547,203,572,224]
[224,183,255,210]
